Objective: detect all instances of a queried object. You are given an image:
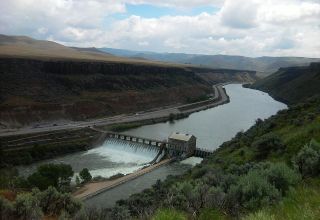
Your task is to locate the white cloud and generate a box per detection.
[0,0,319,57]
[220,0,259,29]
[126,0,224,8]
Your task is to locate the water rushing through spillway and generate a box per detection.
[19,138,161,179]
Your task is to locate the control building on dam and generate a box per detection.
[98,130,213,162]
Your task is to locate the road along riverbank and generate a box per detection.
[0,84,229,137]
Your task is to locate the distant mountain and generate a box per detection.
[250,62,320,104]
[0,34,175,66]
[70,47,112,56]
[100,48,320,76]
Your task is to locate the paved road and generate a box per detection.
[0,85,229,137]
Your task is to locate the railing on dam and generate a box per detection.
[106,132,166,147]
[102,131,213,158]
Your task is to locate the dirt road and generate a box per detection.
[73,158,174,200]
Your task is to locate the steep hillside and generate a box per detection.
[0,35,258,128]
[250,62,320,104]
[0,58,211,127]
[100,48,320,76]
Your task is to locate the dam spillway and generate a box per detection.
[98,138,165,164]
[84,138,164,178]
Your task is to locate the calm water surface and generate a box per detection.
[123,84,287,150]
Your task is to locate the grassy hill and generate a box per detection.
[98,94,319,220]
[250,62,320,104]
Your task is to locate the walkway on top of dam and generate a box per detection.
[91,130,214,158]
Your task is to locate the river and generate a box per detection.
[122,84,287,149]
[19,84,287,208]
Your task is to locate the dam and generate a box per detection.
[17,84,287,207]
[97,131,213,159]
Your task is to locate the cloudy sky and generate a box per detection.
[1,0,320,57]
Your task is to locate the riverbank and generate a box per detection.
[95,84,229,132]
[0,84,229,137]
[73,158,174,200]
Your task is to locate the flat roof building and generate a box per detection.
[168,132,196,156]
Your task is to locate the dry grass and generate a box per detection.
[0,35,188,68]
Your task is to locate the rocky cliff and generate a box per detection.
[0,58,257,128]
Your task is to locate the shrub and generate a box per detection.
[35,186,82,217]
[252,133,284,159]
[229,170,281,211]
[293,142,320,177]
[264,163,301,195]
[110,205,130,220]
[14,193,43,220]
[204,186,226,210]
[0,196,14,220]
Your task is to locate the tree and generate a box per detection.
[79,168,92,183]
[75,175,81,186]
[27,163,74,190]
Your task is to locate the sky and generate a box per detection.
[0,0,320,57]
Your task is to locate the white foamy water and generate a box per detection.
[86,139,159,165]
[180,157,203,166]
[19,138,160,179]
[80,138,159,178]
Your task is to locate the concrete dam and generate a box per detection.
[97,131,213,162]
[73,130,213,200]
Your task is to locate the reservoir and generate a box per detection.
[19,84,287,208]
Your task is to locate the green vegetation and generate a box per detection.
[152,208,187,220]
[250,62,320,104]
[0,163,85,219]
[79,168,92,183]
[1,72,320,219]
[0,187,81,219]
[104,113,189,132]
[107,122,145,132]
[73,96,320,219]
[27,164,74,191]
[243,179,320,220]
